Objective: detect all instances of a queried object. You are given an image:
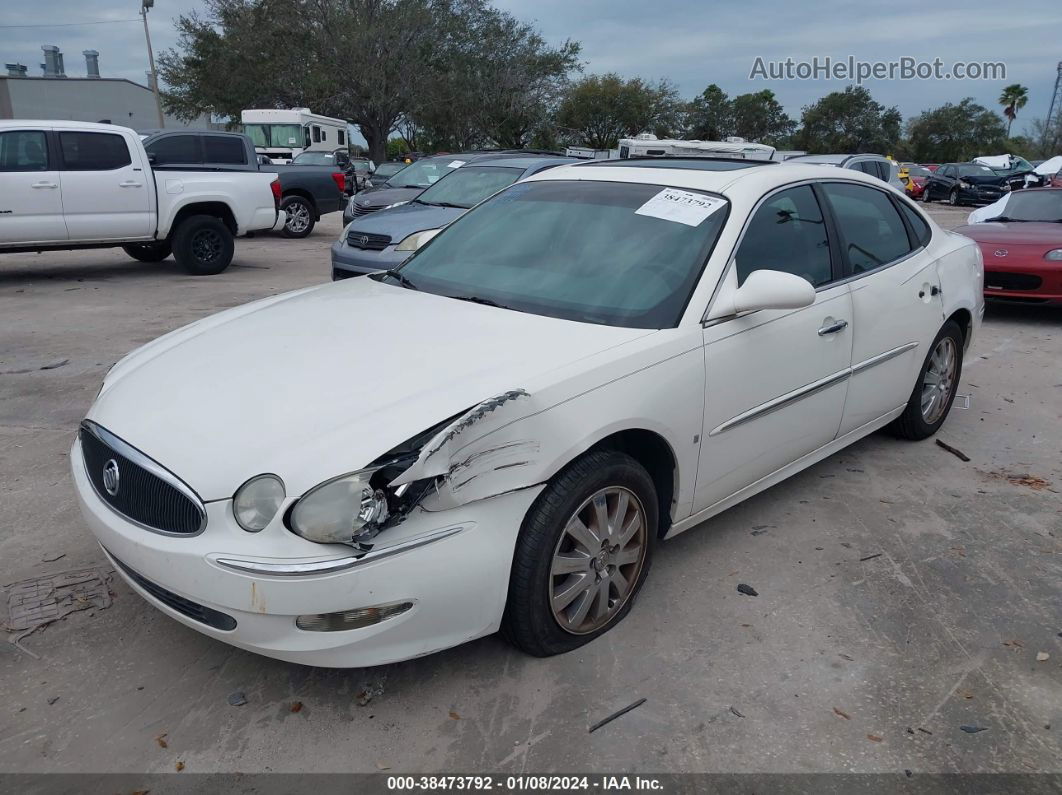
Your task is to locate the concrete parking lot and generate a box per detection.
[1,206,1059,775]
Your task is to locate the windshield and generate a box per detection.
[957,165,996,177]
[292,151,337,165]
[386,158,462,188]
[989,190,1062,222]
[243,124,306,149]
[375,162,407,178]
[393,180,729,328]
[416,166,523,208]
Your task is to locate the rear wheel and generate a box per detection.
[171,215,234,275]
[888,320,964,440]
[281,196,315,238]
[502,450,657,657]
[122,242,171,262]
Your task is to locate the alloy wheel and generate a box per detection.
[921,336,957,424]
[549,486,647,635]
[286,202,310,234]
[191,229,222,263]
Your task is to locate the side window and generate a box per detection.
[821,182,913,273]
[146,134,201,166]
[0,130,48,171]
[337,129,346,146]
[875,161,890,181]
[939,165,953,178]
[59,132,131,171]
[735,185,833,287]
[897,200,931,247]
[203,135,246,165]
[312,125,321,143]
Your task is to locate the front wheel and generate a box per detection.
[948,188,960,206]
[280,196,315,238]
[502,450,657,657]
[921,185,933,203]
[171,215,234,275]
[122,242,172,262]
[888,320,964,440]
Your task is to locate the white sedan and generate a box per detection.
[73,160,984,667]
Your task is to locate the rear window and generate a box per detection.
[146,135,200,166]
[204,135,246,165]
[821,182,913,273]
[59,132,131,171]
[0,129,48,171]
[897,201,931,247]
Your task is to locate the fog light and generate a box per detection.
[295,601,413,632]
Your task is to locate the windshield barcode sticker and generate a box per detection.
[447,160,466,168]
[635,188,726,226]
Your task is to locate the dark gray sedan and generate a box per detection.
[332,156,574,279]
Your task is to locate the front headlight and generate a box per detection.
[1045,249,1062,261]
[233,474,286,532]
[288,470,389,545]
[395,228,441,252]
[959,180,972,188]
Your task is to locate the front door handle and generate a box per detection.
[119,180,143,188]
[818,319,849,336]
[31,181,58,189]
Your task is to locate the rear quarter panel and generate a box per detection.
[937,230,984,348]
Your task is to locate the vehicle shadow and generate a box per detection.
[983,300,1062,326]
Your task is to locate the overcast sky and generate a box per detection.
[2,0,1061,135]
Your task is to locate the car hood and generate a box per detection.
[88,279,654,499]
[350,186,424,210]
[954,222,1062,245]
[345,203,465,239]
[958,175,1005,186]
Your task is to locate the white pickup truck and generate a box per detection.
[0,120,285,275]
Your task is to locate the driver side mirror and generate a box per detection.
[146,152,157,165]
[710,269,816,320]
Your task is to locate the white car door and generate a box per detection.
[57,129,152,241]
[0,128,67,244]
[695,184,854,512]
[819,183,944,436]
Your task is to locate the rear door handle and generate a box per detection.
[31,181,58,189]
[818,319,849,336]
[119,180,143,188]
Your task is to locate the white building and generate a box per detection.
[1,47,210,131]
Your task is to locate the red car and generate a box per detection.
[901,163,933,199]
[953,187,1062,304]
[921,163,940,172]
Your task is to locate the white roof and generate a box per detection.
[0,119,136,133]
[526,162,893,201]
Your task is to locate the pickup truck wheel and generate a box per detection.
[172,215,234,275]
[280,196,315,238]
[122,242,172,262]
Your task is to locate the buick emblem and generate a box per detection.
[993,249,1008,258]
[102,459,120,496]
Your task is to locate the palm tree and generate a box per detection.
[999,84,1029,138]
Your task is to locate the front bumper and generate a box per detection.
[959,186,1005,205]
[72,437,542,667]
[983,261,1062,304]
[331,240,409,280]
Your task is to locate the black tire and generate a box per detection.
[122,242,172,262]
[888,320,964,440]
[502,450,658,657]
[280,195,315,238]
[921,185,933,203]
[171,215,234,276]
[948,187,960,206]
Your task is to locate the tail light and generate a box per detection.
[270,178,282,209]
[331,172,346,194]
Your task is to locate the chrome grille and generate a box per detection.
[346,231,391,250]
[80,421,206,535]
[349,203,380,218]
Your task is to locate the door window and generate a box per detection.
[897,200,931,247]
[735,185,833,287]
[821,183,913,273]
[145,134,200,165]
[337,129,346,146]
[0,130,48,171]
[203,135,246,164]
[58,132,132,170]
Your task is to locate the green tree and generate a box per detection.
[730,89,793,145]
[905,99,1007,162]
[998,83,1029,137]
[685,84,732,140]
[796,85,901,153]
[556,73,681,150]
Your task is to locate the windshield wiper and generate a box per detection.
[425,201,468,209]
[381,269,419,291]
[449,295,518,311]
